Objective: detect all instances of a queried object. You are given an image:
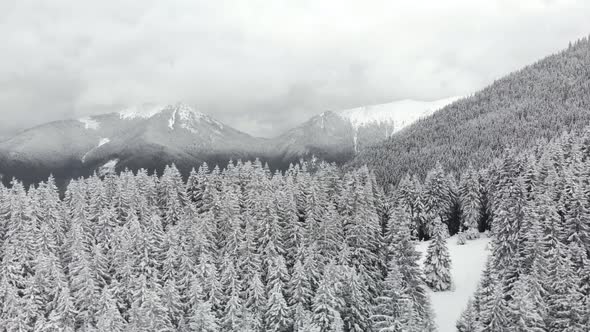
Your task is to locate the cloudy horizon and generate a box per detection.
[1,0,590,138]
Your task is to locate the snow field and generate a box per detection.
[416,234,491,332]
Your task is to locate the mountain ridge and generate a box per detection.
[0,98,457,187]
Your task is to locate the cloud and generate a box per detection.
[0,0,589,137]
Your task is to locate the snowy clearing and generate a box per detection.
[416,234,491,332]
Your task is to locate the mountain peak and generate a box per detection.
[118,103,168,119]
[118,102,206,120]
[115,102,222,131]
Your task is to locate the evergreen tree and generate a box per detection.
[456,298,480,332]
[423,222,452,291]
[265,283,291,332]
[459,165,482,237]
[371,259,409,332]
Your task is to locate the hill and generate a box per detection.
[348,37,590,186]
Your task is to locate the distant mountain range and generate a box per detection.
[0,98,458,187]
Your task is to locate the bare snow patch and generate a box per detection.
[98,137,110,147]
[416,234,491,332]
[98,159,119,176]
[169,109,177,130]
[102,159,118,168]
[335,96,461,133]
[82,138,111,163]
[79,117,100,130]
[119,104,166,119]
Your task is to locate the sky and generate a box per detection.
[1,0,590,138]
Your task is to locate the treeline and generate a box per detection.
[350,36,590,187]
[0,160,441,331]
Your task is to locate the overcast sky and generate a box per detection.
[1,0,590,138]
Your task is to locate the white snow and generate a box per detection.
[118,103,224,134]
[102,159,118,168]
[98,159,119,176]
[79,117,100,130]
[334,96,462,134]
[416,234,491,332]
[81,138,111,163]
[119,103,166,119]
[98,137,110,147]
[174,103,225,134]
[169,109,177,130]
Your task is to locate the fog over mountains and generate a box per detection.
[0,97,458,187]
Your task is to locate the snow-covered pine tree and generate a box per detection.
[456,298,480,332]
[312,268,344,331]
[265,283,291,332]
[459,165,482,238]
[423,221,452,291]
[188,277,219,332]
[96,285,127,332]
[387,206,435,330]
[422,162,454,238]
[371,258,409,331]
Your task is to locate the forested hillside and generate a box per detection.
[349,37,590,187]
[454,129,590,331]
[0,160,440,331]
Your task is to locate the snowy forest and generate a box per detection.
[2,126,590,331]
[3,2,590,330]
[1,159,442,331]
[3,127,590,331]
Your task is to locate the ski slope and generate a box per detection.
[416,234,491,332]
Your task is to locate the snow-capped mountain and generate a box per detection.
[0,97,460,187]
[274,96,461,164]
[0,103,268,187]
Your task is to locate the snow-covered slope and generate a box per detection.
[274,96,461,163]
[335,96,461,134]
[417,235,491,332]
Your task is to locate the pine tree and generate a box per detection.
[387,207,435,330]
[188,279,219,332]
[422,163,453,238]
[96,286,127,332]
[459,165,482,237]
[340,268,371,332]
[510,278,546,332]
[46,286,77,332]
[483,287,509,332]
[312,272,344,331]
[371,259,408,332]
[456,298,480,332]
[287,257,313,309]
[265,283,291,332]
[423,222,452,291]
[221,259,243,332]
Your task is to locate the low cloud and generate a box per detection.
[1,0,589,137]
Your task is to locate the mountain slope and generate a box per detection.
[0,103,269,187]
[274,97,460,165]
[348,37,590,186]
